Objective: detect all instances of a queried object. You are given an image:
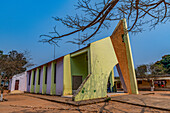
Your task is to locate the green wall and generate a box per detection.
[71,52,88,81]
[42,65,47,94]
[110,69,114,88]
[51,61,56,95]
[35,68,40,93]
[30,70,35,93]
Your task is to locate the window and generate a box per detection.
[38,69,41,85]
[138,81,142,84]
[54,63,56,84]
[45,67,48,84]
[28,72,31,85]
[33,70,36,85]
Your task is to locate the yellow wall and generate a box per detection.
[63,54,72,95]
[138,80,170,88]
[166,80,170,87]
[73,37,118,101]
[138,80,151,88]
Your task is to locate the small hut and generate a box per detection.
[10,72,27,93]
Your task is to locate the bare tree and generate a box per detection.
[40,0,170,46]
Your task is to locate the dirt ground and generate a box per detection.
[0,91,170,113]
[139,91,170,99]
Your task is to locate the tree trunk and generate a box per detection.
[0,75,3,102]
[7,79,10,91]
[3,80,5,87]
[0,75,1,85]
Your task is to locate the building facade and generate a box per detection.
[26,19,138,101]
[137,75,170,90]
[10,72,27,92]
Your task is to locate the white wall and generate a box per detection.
[11,72,27,92]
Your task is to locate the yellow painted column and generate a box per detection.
[35,68,40,93]
[42,65,47,94]
[110,69,114,88]
[30,70,35,93]
[51,61,56,95]
[63,54,72,95]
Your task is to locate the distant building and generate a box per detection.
[114,75,170,91]
[9,72,27,92]
[137,75,170,90]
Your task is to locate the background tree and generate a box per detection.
[136,54,170,91]
[150,55,170,75]
[136,54,170,76]
[40,0,170,46]
[0,50,34,89]
[135,64,147,76]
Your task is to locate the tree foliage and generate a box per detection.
[136,54,170,76]
[151,55,170,75]
[135,64,147,76]
[0,50,34,80]
[40,0,170,46]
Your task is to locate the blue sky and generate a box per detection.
[0,0,170,70]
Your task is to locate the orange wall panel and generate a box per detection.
[110,20,132,93]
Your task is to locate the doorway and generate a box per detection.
[71,51,89,94]
[72,76,82,90]
[15,80,19,90]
